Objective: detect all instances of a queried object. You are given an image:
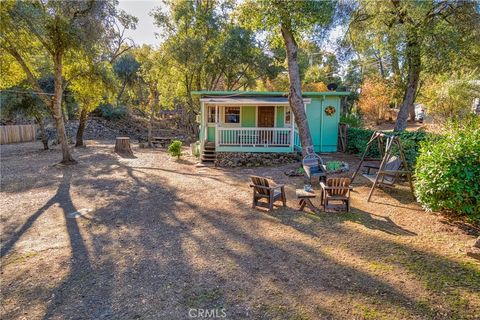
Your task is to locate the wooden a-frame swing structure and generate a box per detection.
[351,131,415,202]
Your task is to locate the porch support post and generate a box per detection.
[215,105,219,148]
[200,101,206,152]
[291,111,295,150]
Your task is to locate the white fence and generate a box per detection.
[217,127,292,147]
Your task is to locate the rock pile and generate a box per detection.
[45,117,186,143]
[215,152,301,167]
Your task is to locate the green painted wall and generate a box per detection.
[321,96,340,152]
[241,106,256,127]
[305,96,339,152]
[276,106,284,127]
[306,97,322,152]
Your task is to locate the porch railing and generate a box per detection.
[217,127,292,147]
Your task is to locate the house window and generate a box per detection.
[224,106,240,123]
[285,108,291,126]
[207,106,216,123]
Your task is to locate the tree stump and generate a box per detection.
[115,137,133,157]
[466,236,480,260]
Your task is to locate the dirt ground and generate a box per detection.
[1,141,479,320]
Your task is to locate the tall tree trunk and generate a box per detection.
[116,80,127,107]
[281,24,313,155]
[147,85,160,147]
[394,30,421,132]
[147,108,154,148]
[53,52,76,164]
[34,113,49,150]
[388,35,403,102]
[3,40,74,162]
[75,107,88,147]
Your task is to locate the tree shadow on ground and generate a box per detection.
[178,199,474,319]
[3,146,479,319]
[264,204,480,318]
[42,169,115,319]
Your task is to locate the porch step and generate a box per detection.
[201,142,216,163]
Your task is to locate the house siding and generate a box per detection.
[276,106,285,128]
[241,106,256,127]
[306,97,322,152]
[320,96,341,152]
[197,91,349,154]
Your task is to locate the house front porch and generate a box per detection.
[199,96,307,153]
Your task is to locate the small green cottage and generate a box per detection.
[192,91,349,161]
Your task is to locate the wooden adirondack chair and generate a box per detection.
[320,177,352,212]
[250,176,286,211]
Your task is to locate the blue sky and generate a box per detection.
[118,0,162,46]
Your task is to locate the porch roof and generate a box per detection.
[192,90,350,97]
[200,96,311,105]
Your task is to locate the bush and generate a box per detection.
[419,72,480,123]
[326,161,342,171]
[97,103,127,120]
[358,76,394,124]
[168,140,182,159]
[346,127,380,157]
[414,117,480,220]
[340,114,362,128]
[345,127,427,167]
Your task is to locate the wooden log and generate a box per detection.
[115,137,133,156]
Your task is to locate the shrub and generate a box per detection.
[358,76,394,124]
[326,161,342,171]
[168,140,182,159]
[340,114,362,128]
[414,117,480,220]
[97,103,127,120]
[345,127,427,167]
[345,127,379,157]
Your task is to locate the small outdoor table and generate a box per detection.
[296,189,318,213]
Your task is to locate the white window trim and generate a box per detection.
[284,106,292,127]
[222,106,241,127]
[207,105,216,124]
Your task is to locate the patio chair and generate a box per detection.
[320,177,352,212]
[302,151,326,186]
[250,176,286,211]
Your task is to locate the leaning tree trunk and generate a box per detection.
[281,24,314,155]
[34,113,49,150]
[147,87,159,148]
[394,30,421,132]
[75,107,88,147]
[53,52,76,164]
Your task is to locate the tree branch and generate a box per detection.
[2,39,52,109]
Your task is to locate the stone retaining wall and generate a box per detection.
[215,152,301,167]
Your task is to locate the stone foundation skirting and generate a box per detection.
[215,152,301,167]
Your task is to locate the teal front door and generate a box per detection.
[207,126,215,142]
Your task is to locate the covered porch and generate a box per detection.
[200,96,308,152]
